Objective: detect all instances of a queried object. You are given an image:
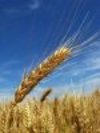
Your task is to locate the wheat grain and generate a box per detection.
[14,47,71,104]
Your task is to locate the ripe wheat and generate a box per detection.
[14,47,71,104]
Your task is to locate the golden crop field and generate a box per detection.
[0,89,100,133]
[0,47,100,133]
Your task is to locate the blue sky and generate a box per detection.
[0,0,100,99]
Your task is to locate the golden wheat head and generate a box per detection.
[14,47,71,104]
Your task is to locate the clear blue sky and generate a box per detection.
[0,0,100,99]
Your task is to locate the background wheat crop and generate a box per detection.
[0,89,100,133]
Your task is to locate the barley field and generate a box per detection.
[0,89,100,133]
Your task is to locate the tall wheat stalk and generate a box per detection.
[14,47,71,104]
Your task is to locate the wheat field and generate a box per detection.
[0,47,100,133]
[0,89,100,133]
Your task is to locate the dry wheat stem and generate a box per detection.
[14,47,71,104]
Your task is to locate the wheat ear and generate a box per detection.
[14,47,71,104]
[40,88,52,102]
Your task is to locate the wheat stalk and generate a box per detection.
[14,47,71,104]
[23,103,32,129]
[40,88,52,102]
